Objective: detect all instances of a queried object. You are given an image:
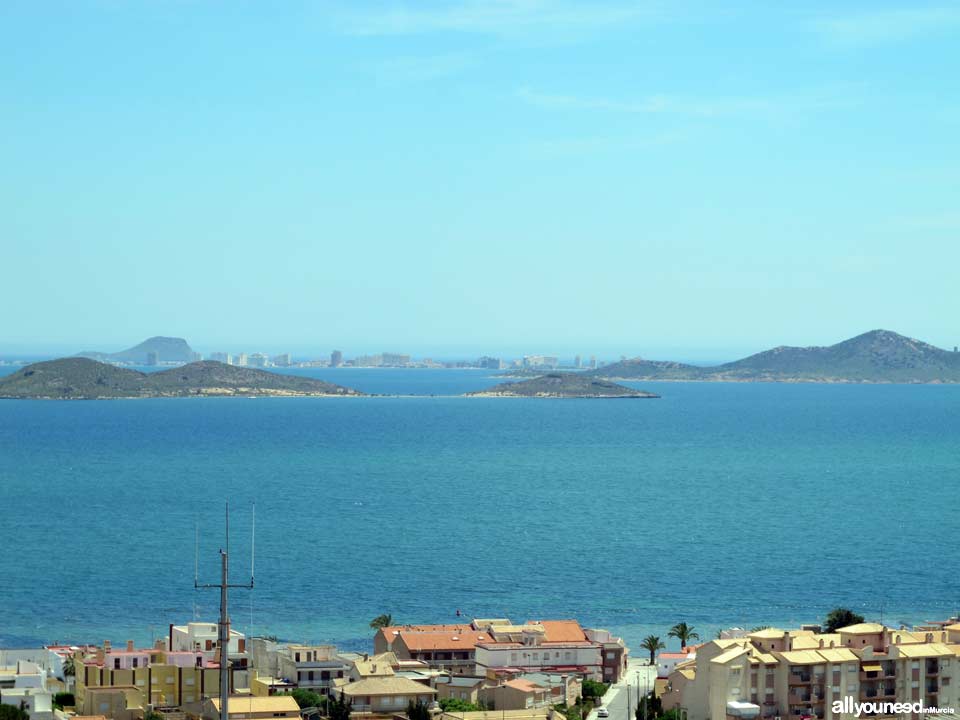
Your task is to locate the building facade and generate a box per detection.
[661,623,960,720]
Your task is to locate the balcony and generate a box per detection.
[788,692,811,704]
[789,673,811,685]
[926,663,939,676]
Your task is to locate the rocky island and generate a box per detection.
[592,330,960,384]
[78,336,197,364]
[0,358,365,399]
[467,372,659,398]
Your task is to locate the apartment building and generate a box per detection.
[277,645,348,696]
[475,620,607,682]
[376,619,627,682]
[75,640,228,710]
[377,625,487,675]
[661,622,960,720]
[0,659,54,720]
[169,623,249,669]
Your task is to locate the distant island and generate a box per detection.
[0,358,365,399]
[591,330,960,384]
[78,336,196,364]
[466,372,659,398]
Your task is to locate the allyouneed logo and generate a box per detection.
[832,697,956,716]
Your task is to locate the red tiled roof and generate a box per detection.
[537,621,587,644]
[396,629,489,652]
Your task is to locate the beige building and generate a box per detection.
[661,623,960,720]
[201,695,299,720]
[332,675,437,715]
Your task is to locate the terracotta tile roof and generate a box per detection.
[396,629,490,652]
[339,676,439,697]
[505,679,545,693]
[537,621,587,644]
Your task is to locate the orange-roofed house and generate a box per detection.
[389,627,489,675]
[482,679,552,710]
[373,625,467,655]
[475,620,607,682]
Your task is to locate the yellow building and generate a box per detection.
[76,642,231,710]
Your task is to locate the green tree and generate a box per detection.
[328,695,352,720]
[581,679,608,698]
[285,689,326,710]
[635,692,661,720]
[52,693,75,710]
[439,698,482,712]
[824,608,865,633]
[640,635,665,665]
[406,699,431,720]
[668,622,699,649]
[62,656,76,678]
[369,614,394,630]
[144,712,164,720]
[0,706,29,720]
[658,709,684,720]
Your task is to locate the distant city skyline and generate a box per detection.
[2,2,957,358]
[1,325,957,366]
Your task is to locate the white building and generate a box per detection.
[0,660,54,720]
[169,622,249,668]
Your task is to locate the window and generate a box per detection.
[511,653,518,663]
[296,653,301,662]
[186,678,195,686]
[133,659,138,668]
[114,659,121,669]
[308,671,315,682]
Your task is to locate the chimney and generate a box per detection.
[104,640,112,653]
[127,640,135,653]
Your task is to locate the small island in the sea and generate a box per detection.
[0,358,365,399]
[466,372,659,398]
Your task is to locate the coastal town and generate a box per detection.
[3,613,958,720]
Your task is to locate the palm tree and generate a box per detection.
[369,613,393,630]
[62,656,76,678]
[668,622,700,649]
[640,635,665,665]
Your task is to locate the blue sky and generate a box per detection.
[2,1,958,360]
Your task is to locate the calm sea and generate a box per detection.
[1,367,958,651]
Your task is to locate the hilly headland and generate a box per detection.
[0,358,365,399]
[592,330,960,384]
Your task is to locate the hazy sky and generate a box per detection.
[2,1,958,360]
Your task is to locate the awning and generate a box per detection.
[862,664,882,673]
[727,702,761,718]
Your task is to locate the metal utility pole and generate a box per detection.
[196,504,255,720]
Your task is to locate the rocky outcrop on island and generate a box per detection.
[0,358,365,399]
[592,330,960,383]
[77,336,196,364]
[466,372,659,398]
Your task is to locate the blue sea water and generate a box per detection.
[1,367,958,652]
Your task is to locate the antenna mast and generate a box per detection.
[195,502,255,720]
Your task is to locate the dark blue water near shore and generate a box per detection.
[1,368,958,651]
